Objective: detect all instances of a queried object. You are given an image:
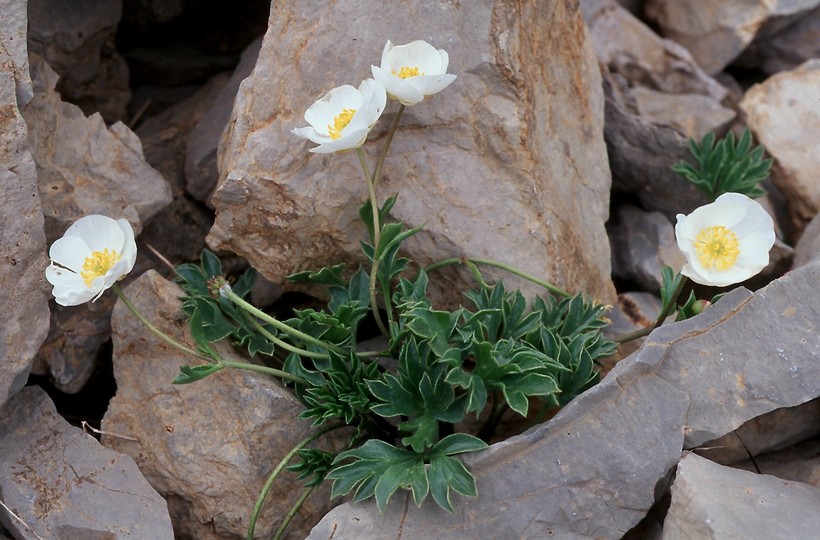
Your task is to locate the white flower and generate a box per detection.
[371,40,457,106]
[45,215,137,306]
[675,193,775,287]
[292,79,387,154]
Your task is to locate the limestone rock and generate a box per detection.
[32,295,116,393]
[581,0,727,216]
[608,203,685,291]
[695,399,820,466]
[734,436,820,487]
[736,6,820,75]
[102,271,344,539]
[210,0,616,305]
[24,56,171,240]
[663,453,820,540]
[185,36,262,203]
[645,0,820,75]
[307,260,820,539]
[135,71,223,263]
[27,0,130,122]
[0,386,174,538]
[741,60,820,231]
[793,212,820,268]
[603,291,663,367]
[0,0,50,406]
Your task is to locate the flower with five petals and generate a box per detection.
[45,215,137,306]
[292,79,387,154]
[371,40,457,106]
[675,192,775,287]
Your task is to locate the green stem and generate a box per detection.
[358,147,390,339]
[372,104,405,191]
[246,316,330,361]
[615,276,688,344]
[223,289,345,355]
[272,486,315,540]
[247,424,343,540]
[113,284,210,360]
[220,361,308,385]
[425,257,572,298]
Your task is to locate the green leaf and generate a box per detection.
[431,433,489,456]
[287,263,347,287]
[173,363,223,384]
[200,249,223,278]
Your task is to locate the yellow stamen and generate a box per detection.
[392,66,422,79]
[694,226,740,271]
[328,108,356,140]
[81,249,121,287]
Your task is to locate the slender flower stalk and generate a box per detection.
[614,276,687,344]
[113,284,212,360]
[245,316,331,361]
[247,424,344,540]
[372,104,405,191]
[219,361,307,385]
[272,487,315,540]
[358,148,390,338]
[425,257,572,298]
[222,287,346,355]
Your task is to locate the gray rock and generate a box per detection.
[307,260,820,539]
[694,398,820,466]
[580,0,730,217]
[102,271,345,539]
[0,1,50,407]
[629,86,735,140]
[602,291,663,368]
[209,0,617,306]
[734,435,820,487]
[0,386,174,538]
[27,0,130,122]
[793,212,820,268]
[603,73,708,218]
[185,36,262,204]
[735,6,820,75]
[24,56,172,240]
[741,60,820,231]
[662,453,820,540]
[135,71,223,263]
[645,0,820,75]
[31,295,116,393]
[608,203,685,291]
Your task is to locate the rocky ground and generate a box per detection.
[1,0,819,538]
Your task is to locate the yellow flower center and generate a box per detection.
[392,66,423,79]
[80,249,121,287]
[694,226,740,271]
[328,108,356,140]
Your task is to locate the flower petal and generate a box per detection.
[65,215,125,254]
[116,218,138,275]
[49,234,91,273]
[46,264,96,306]
[372,65,424,105]
[308,127,369,154]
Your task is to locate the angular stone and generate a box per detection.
[0,386,174,538]
[0,1,50,406]
[185,36,262,203]
[741,59,820,231]
[736,6,820,75]
[734,435,820,487]
[27,0,130,122]
[629,86,735,140]
[581,0,729,218]
[308,260,820,539]
[608,203,685,291]
[645,0,820,75]
[24,56,172,240]
[794,212,820,269]
[103,271,344,539]
[134,71,223,263]
[694,398,820,466]
[663,453,820,540]
[210,1,616,305]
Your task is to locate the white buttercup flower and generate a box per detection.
[371,40,457,106]
[292,79,387,154]
[46,215,137,306]
[675,192,775,287]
